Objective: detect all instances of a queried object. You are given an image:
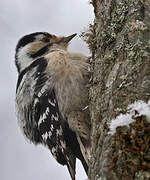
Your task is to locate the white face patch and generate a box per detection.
[16,44,33,72]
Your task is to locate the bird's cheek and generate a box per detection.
[29,42,47,53]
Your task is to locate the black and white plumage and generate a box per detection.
[15,32,90,180]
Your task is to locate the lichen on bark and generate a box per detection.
[85,0,150,179]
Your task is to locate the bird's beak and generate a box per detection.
[61,33,77,43]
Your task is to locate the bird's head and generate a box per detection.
[15,32,77,73]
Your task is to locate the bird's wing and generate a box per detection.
[16,57,76,180]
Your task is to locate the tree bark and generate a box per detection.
[86,0,150,179]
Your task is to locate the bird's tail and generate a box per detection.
[66,152,76,180]
[76,134,89,175]
[81,155,88,175]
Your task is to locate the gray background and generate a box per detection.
[0,0,93,179]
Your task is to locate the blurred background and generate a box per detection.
[0,0,94,179]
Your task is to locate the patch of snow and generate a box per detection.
[109,100,150,135]
[128,100,150,122]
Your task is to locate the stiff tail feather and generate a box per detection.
[65,149,76,180]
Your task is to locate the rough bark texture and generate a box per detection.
[86,0,150,179]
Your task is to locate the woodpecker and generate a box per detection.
[15,32,91,180]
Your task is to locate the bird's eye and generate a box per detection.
[42,37,50,43]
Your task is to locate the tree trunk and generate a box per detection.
[86,0,150,179]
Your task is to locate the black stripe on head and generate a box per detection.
[30,43,53,59]
[16,32,51,53]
